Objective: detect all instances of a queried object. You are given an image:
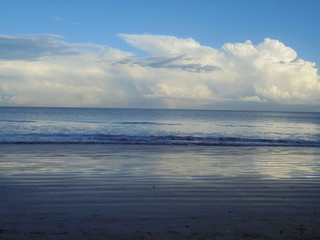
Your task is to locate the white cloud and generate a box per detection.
[119,34,205,56]
[0,34,319,110]
[239,96,267,103]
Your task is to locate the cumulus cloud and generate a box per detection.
[0,33,319,110]
[119,34,205,56]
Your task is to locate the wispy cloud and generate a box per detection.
[51,17,63,22]
[115,55,221,73]
[0,34,319,110]
[0,34,79,60]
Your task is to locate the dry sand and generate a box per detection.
[0,144,319,239]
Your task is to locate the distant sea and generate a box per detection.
[0,107,319,147]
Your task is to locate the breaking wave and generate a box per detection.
[1,133,319,147]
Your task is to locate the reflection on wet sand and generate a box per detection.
[0,144,319,239]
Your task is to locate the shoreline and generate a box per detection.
[1,144,319,239]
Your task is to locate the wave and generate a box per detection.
[0,120,36,123]
[114,121,180,126]
[1,133,319,147]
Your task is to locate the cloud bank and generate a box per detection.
[0,34,319,110]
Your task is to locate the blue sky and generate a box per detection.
[1,0,320,111]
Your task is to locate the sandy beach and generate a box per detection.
[0,144,319,239]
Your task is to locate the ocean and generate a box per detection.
[0,107,319,146]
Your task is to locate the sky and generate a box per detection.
[0,0,320,111]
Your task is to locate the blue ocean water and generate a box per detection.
[0,107,319,146]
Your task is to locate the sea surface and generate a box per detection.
[0,107,319,147]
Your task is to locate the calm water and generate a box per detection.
[0,107,319,146]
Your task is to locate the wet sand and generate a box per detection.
[0,144,319,239]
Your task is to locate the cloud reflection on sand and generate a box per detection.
[1,145,319,180]
[1,144,320,240]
